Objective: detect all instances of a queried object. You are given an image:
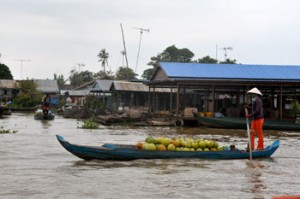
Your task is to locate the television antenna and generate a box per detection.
[133,27,149,73]
[14,59,31,79]
[216,45,233,61]
[77,63,85,72]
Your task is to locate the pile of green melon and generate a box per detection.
[136,136,228,152]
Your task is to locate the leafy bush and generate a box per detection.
[12,80,43,108]
[0,126,17,134]
[84,96,105,115]
[80,118,99,129]
[292,100,300,115]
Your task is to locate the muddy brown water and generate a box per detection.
[0,113,299,199]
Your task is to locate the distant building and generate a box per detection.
[0,80,18,101]
[109,80,175,112]
[148,62,300,119]
[60,80,96,107]
[34,79,59,105]
[89,80,174,113]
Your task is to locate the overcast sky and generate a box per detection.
[1,0,300,80]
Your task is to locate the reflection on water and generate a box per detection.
[0,113,300,199]
[245,161,268,199]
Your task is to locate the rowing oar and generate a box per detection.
[245,108,252,162]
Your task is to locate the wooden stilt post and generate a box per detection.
[280,86,283,120]
[176,83,180,116]
[170,85,173,113]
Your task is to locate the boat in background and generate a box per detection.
[34,109,55,120]
[195,114,300,131]
[2,107,12,115]
[62,105,82,118]
[0,106,4,118]
[56,134,279,161]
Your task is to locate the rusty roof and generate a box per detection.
[34,79,59,93]
[0,80,18,89]
[111,81,176,93]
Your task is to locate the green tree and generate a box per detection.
[141,68,154,80]
[93,71,115,80]
[12,80,42,108]
[97,49,109,72]
[292,100,300,114]
[147,54,162,69]
[115,67,137,80]
[196,56,218,64]
[143,45,195,80]
[69,69,93,87]
[0,63,13,79]
[147,45,194,68]
[219,58,237,64]
[54,73,67,89]
[161,45,194,62]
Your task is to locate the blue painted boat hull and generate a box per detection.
[56,135,279,161]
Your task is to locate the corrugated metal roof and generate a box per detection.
[112,81,148,92]
[0,80,18,89]
[34,79,59,93]
[90,80,113,92]
[112,81,175,93]
[74,79,96,90]
[61,89,90,96]
[158,62,300,82]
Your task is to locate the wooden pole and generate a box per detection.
[148,86,151,113]
[176,83,180,116]
[153,85,156,112]
[280,86,283,120]
[212,84,215,113]
[170,85,173,113]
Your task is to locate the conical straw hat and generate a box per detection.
[247,87,262,96]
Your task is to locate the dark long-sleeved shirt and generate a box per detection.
[249,97,264,120]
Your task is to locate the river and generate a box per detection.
[0,113,299,199]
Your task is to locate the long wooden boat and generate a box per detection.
[195,114,300,131]
[62,105,82,118]
[0,107,12,118]
[56,135,279,161]
[0,106,4,118]
[34,109,55,120]
[3,109,12,115]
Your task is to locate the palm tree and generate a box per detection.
[97,49,109,72]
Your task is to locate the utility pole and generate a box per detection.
[120,23,129,68]
[133,27,149,73]
[121,51,125,66]
[14,59,31,79]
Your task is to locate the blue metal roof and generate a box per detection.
[159,62,300,81]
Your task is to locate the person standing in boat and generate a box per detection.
[245,87,264,150]
[42,94,51,116]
